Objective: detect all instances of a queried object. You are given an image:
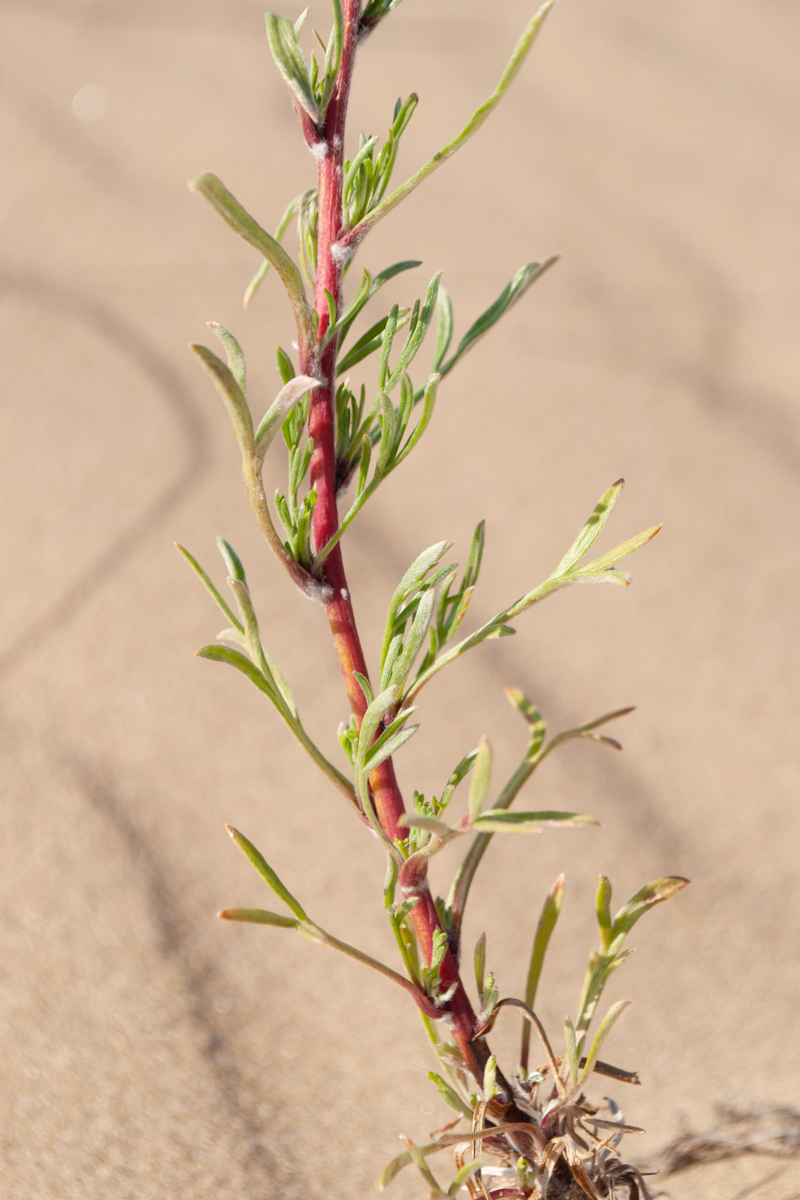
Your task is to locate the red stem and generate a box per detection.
[297,1,497,1095]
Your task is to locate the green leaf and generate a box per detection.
[293,7,308,38]
[226,825,309,920]
[431,286,453,372]
[521,874,564,1070]
[369,703,417,759]
[398,814,451,837]
[356,433,371,496]
[564,1016,579,1086]
[505,687,546,759]
[543,706,635,758]
[462,519,485,591]
[208,322,247,394]
[388,587,435,689]
[552,480,625,577]
[574,524,662,580]
[318,0,344,119]
[399,1138,445,1194]
[336,314,396,373]
[275,344,296,383]
[176,544,244,633]
[254,375,320,464]
[364,723,419,773]
[428,1072,473,1120]
[378,306,399,390]
[341,0,555,249]
[524,874,564,1012]
[358,685,397,756]
[264,13,319,120]
[196,642,277,701]
[430,927,448,972]
[216,536,247,584]
[385,272,442,390]
[361,0,405,33]
[342,137,380,197]
[472,810,598,833]
[439,749,479,815]
[219,908,298,928]
[483,1053,498,1099]
[439,259,557,379]
[333,257,422,351]
[398,370,440,467]
[376,1141,447,1190]
[611,876,689,939]
[188,173,313,349]
[371,259,422,288]
[190,343,254,452]
[576,1000,630,1089]
[468,737,492,822]
[324,267,372,347]
[244,194,302,308]
[474,931,486,996]
[596,875,613,951]
[380,540,451,674]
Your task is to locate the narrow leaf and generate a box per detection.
[472,810,597,833]
[521,874,564,1071]
[564,1016,579,1086]
[226,825,308,920]
[364,723,418,773]
[390,587,435,689]
[190,343,254,452]
[524,875,564,1013]
[254,375,320,464]
[400,1136,445,1193]
[340,0,555,250]
[379,541,450,674]
[611,876,689,939]
[208,322,246,393]
[596,875,613,951]
[439,749,479,814]
[176,544,244,633]
[431,286,453,372]
[358,684,397,758]
[474,931,486,996]
[244,194,301,307]
[219,908,298,928]
[217,536,246,584]
[552,480,625,576]
[577,1000,630,1088]
[398,815,451,837]
[196,642,276,701]
[505,687,546,759]
[428,1072,473,1120]
[189,173,313,347]
[264,13,319,119]
[377,1141,447,1190]
[468,737,492,822]
[483,1053,498,1099]
[575,524,661,577]
[449,1162,483,1196]
[440,259,557,378]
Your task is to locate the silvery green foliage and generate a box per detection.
[180,3,686,1197]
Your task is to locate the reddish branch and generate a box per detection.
[295,0,499,1093]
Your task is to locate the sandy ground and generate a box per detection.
[1,1,799,1197]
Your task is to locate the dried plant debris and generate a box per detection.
[657,1103,800,1176]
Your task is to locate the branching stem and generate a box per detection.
[298,0,503,1099]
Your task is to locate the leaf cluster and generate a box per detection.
[265,5,344,126]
